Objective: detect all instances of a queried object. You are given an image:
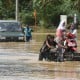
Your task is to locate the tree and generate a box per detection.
[0,0,80,26]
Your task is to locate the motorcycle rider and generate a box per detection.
[55,20,66,62]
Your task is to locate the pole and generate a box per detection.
[35,14,36,31]
[16,0,18,21]
[33,9,37,31]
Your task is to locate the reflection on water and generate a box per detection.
[29,62,80,80]
[0,61,80,80]
[0,42,41,53]
[0,42,80,80]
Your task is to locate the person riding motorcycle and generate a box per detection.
[55,20,66,62]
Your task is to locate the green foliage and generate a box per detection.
[0,0,80,27]
[19,12,35,26]
[0,0,15,19]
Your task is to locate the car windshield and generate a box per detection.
[0,22,22,32]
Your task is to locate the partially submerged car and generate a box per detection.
[0,20,24,41]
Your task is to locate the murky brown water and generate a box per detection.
[0,42,80,80]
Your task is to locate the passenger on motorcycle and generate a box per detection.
[69,23,77,42]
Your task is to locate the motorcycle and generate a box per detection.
[64,39,77,61]
[39,35,80,61]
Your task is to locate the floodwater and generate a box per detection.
[0,41,80,80]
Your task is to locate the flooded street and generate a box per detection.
[0,42,80,80]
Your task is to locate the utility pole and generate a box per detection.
[16,0,18,21]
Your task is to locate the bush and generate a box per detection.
[20,13,35,26]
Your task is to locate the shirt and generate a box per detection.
[24,27,32,37]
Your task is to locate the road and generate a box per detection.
[0,42,80,80]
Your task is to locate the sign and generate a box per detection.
[74,13,77,23]
[60,15,67,25]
